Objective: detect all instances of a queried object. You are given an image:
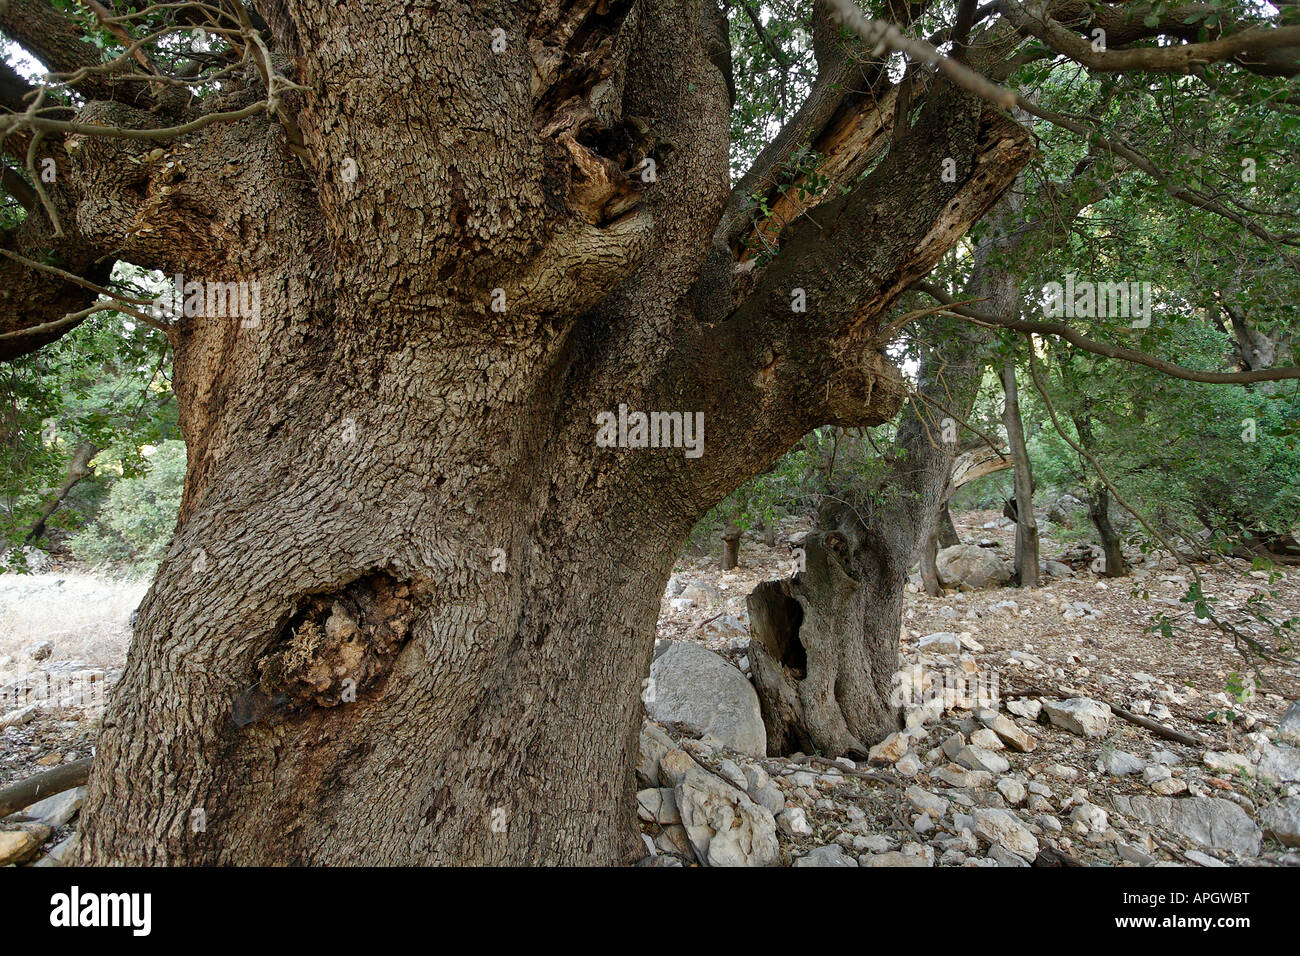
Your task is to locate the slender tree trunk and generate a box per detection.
[918,519,944,596]
[721,519,742,570]
[918,498,960,594]
[1089,485,1129,577]
[1072,412,1129,577]
[1000,360,1039,586]
[936,502,961,548]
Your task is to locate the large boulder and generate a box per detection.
[647,642,766,757]
[935,544,1011,590]
[1111,796,1261,857]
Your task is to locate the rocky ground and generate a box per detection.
[0,568,142,866]
[640,509,1300,866]
[2,510,1299,866]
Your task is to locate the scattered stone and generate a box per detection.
[1143,765,1172,785]
[1278,702,1300,746]
[1257,743,1300,784]
[655,823,694,858]
[715,758,748,791]
[662,749,780,867]
[1201,751,1251,775]
[997,778,1026,806]
[638,722,676,787]
[1042,697,1112,738]
[978,711,1037,753]
[895,752,922,777]
[1116,841,1155,866]
[1070,802,1109,834]
[18,786,84,828]
[868,731,911,765]
[690,614,748,646]
[1044,560,1073,578]
[918,631,962,654]
[861,850,930,867]
[1062,602,1102,622]
[637,788,681,825]
[971,808,1039,860]
[988,843,1031,867]
[933,763,993,789]
[777,807,813,838]
[955,745,1010,774]
[680,583,721,606]
[793,844,857,867]
[1006,698,1042,720]
[1034,814,1062,833]
[1151,777,1188,796]
[1098,750,1146,776]
[743,765,785,816]
[905,785,948,818]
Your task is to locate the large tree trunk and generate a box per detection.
[1000,360,1039,586]
[748,313,996,755]
[2,1,1033,864]
[749,494,930,756]
[745,155,1109,754]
